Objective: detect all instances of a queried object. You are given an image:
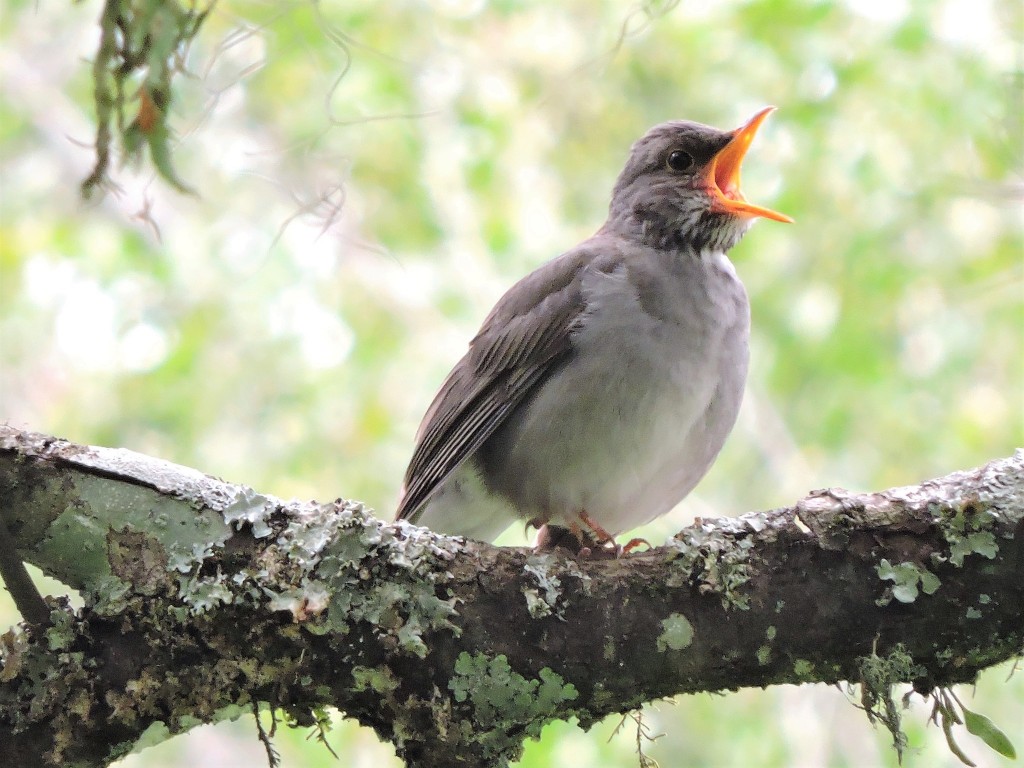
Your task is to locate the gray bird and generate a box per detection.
[396,108,792,551]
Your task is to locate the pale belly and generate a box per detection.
[480,258,749,534]
[482,327,746,533]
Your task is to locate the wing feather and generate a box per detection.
[396,245,603,521]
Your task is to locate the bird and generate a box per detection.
[395,107,792,553]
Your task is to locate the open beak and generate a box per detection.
[704,106,793,223]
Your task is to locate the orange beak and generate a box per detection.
[704,106,793,223]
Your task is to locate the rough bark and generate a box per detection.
[0,425,1021,768]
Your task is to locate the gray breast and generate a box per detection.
[477,245,750,531]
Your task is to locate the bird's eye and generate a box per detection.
[666,150,693,172]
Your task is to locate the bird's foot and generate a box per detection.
[577,512,652,557]
[532,513,646,559]
[533,522,619,559]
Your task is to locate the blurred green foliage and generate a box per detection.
[1,0,1021,766]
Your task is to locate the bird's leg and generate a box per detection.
[578,510,641,558]
[577,511,651,557]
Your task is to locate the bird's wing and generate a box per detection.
[396,244,610,521]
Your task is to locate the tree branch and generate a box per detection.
[1,425,1021,767]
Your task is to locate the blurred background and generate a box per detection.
[1,0,1021,766]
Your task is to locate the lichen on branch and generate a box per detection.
[81,0,212,197]
[0,427,1022,768]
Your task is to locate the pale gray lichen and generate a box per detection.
[875,559,941,606]
[656,613,694,652]
[195,499,466,658]
[300,513,463,658]
[265,579,331,622]
[666,518,757,610]
[179,575,234,614]
[523,590,552,619]
[523,555,564,619]
[222,486,277,539]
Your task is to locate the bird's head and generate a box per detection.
[607,107,793,253]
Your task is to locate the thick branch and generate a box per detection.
[1,425,1022,768]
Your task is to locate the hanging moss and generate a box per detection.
[81,0,212,197]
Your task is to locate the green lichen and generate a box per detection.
[755,626,778,667]
[43,606,80,653]
[603,636,616,662]
[932,500,999,567]
[448,652,579,762]
[793,659,814,679]
[875,559,941,606]
[351,665,400,695]
[966,607,982,619]
[656,613,694,652]
[0,602,94,766]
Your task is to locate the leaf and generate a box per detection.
[963,707,1017,759]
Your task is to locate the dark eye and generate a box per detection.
[666,150,693,172]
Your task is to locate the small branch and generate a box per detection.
[0,425,1022,768]
[0,514,48,626]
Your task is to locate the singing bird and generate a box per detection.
[396,108,792,552]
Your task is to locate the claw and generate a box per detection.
[578,510,616,545]
[619,537,652,555]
